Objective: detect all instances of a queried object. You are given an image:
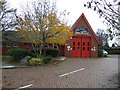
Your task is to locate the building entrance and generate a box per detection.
[72,37,91,57]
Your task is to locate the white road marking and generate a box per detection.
[59,68,85,77]
[14,84,33,90]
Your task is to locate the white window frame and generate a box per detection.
[13,43,19,47]
[6,43,11,47]
[44,44,49,48]
[53,44,58,50]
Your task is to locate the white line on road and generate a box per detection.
[14,84,33,90]
[59,68,85,77]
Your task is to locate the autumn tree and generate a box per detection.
[0,0,17,31]
[16,0,72,57]
[84,0,120,38]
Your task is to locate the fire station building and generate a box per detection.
[2,13,100,57]
[64,13,100,57]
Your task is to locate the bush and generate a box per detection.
[98,49,104,57]
[31,48,58,57]
[7,48,33,62]
[98,45,104,57]
[46,48,58,57]
[29,58,43,65]
[2,56,13,62]
[104,47,120,54]
[43,56,52,64]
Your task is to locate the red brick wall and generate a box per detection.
[2,42,66,56]
[90,35,98,58]
[64,15,99,58]
[64,39,73,57]
[58,45,65,56]
[2,42,33,55]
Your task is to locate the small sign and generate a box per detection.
[67,48,70,51]
[91,48,94,51]
[70,37,72,39]
[67,46,70,48]
[74,28,89,34]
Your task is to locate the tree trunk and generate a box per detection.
[43,43,46,56]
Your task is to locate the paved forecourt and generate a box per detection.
[2,55,118,88]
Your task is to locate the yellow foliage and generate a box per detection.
[17,13,73,45]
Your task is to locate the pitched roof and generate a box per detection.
[72,13,101,44]
[2,31,22,42]
[2,31,30,43]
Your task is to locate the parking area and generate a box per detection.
[2,55,118,88]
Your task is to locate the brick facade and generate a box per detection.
[2,13,100,58]
[64,13,100,58]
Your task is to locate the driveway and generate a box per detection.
[2,55,118,88]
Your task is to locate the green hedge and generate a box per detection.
[7,48,33,62]
[104,47,120,54]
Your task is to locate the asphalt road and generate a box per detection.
[2,55,118,88]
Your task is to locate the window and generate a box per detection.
[78,47,80,50]
[13,43,19,47]
[6,43,11,47]
[73,42,75,46]
[88,42,90,46]
[83,42,85,46]
[53,45,58,49]
[73,47,75,50]
[83,47,85,51]
[44,44,49,48]
[49,43,52,46]
[78,42,80,46]
[87,47,90,51]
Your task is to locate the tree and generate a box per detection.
[96,29,109,46]
[84,0,120,37]
[112,43,115,47]
[16,0,72,57]
[0,0,17,31]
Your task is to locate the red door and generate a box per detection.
[72,37,91,57]
[72,37,81,57]
[81,37,91,57]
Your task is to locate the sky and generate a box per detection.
[6,0,115,46]
[6,0,107,32]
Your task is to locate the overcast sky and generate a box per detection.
[7,0,108,32]
[6,0,116,46]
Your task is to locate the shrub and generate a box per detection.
[46,48,58,57]
[43,56,52,64]
[104,47,120,54]
[29,58,43,65]
[31,48,58,57]
[7,48,33,62]
[2,56,13,62]
[98,45,104,57]
[98,49,104,57]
